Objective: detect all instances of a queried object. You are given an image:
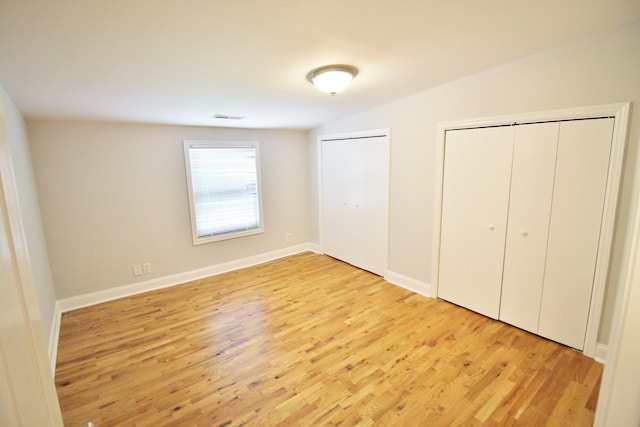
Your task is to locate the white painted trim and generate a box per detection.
[318,128,390,142]
[594,343,608,364]
[47,301,62,375]
[583,103,630,357]
[316,137,325,253]
[435,103,628,131]
[385,270,432,298]
[594,132,640,426]
[0,89,64,423]
[307,242,322,254]
[432,103,630,358]
[56,243,314,313]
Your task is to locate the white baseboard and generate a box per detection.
[50,244,316,375]
[50,245,433,372]
[307,242,321,254]
[594,343,608,364]
[385,270,432,298]
[56,243,315,313]
[48,301,62,375]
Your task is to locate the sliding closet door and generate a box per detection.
[321,135,389,276]
[499,122,558,333]
[438,126,514,318]
[538,118,614,349]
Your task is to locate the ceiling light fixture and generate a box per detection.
[306,64,358,95]
[212,114,245,120]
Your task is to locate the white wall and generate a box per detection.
[27,121,310,298]
[0,86,58,348]
[310,21,640,346]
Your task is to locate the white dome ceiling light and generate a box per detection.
[306,64,359,95]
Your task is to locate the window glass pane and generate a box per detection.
[187,144,261,240]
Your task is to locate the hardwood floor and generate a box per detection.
[55,252,602,426]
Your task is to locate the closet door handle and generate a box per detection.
[520,229,529,237]
[488,224,495,231]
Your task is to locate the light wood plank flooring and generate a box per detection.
[55,252,602,426]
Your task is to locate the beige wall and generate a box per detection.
[28,121,310,298]
[0,86,58,347]
[310,21,640,345]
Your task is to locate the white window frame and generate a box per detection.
[183,140,265,245]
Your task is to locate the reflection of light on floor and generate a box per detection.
[203,295,272,377]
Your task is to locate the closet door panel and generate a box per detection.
[538,118,614,349]
[342,140,367,270]
[323,140,361,264]
[363,137,390,276]
[439,126,514,318]
[321,141,343,260]
[499,122,558,333]
[321,136,390,276]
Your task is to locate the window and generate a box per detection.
[184,140,264,244]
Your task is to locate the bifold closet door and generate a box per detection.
[322,139,365,269]
[538,118,614,349]
[499,122,559,334]
[438,126,514,318]
[321,137,389,276]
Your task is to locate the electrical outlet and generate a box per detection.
[133,264,142,276]
[143,262,151,274]
[286,233,292,242]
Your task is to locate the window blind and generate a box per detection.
[186,144,261,240]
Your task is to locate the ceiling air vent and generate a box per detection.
[212,114,245,120]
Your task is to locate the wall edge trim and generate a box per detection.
[594,343,608,364]
[47,301,61,375]
[385,270,432,298]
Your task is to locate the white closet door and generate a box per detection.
[362,137,390,276]
[321,141,345,261]
[538,118,614,349]
[341,140,368,269]
[321,136,389,276]
[499,122,558,333]
[323,140,362,265]
[438,126,514,318]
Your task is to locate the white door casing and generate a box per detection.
[439,118,615,349]
[0,101,63,425]
[538,118,615,349]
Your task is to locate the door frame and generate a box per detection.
[0,98,64,424]
[317,128,391,276]
[594,132,640,424]
[432,103,630,359]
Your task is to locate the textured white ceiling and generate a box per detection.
[1,1,639,129]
